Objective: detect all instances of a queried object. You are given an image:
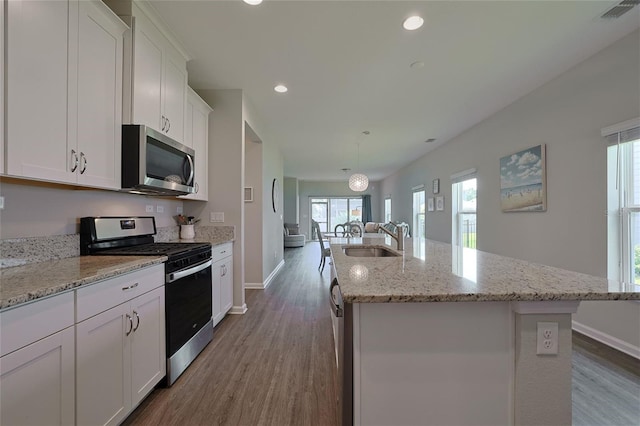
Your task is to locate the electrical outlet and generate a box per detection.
[210,212,224,223]
[177,206,183,214]
[537,322,558,355]
[156,205,164,213]
[145,205,154,213]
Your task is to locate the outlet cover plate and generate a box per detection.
[536,322,558,355]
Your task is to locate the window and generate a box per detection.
[604,118,640,283]
[452,172,477,249]
[413,190,426,239]
[310,197,362,238]
[384,198,391,223]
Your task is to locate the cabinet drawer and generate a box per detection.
[1,291,74,357]
[76,264,164,322]
[211,243,232,263]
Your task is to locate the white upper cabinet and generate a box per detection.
[6,0,126,189]
[181,88,212,201]
[6,0,72,183]
[129,3,187,144]
[76,0,125,189]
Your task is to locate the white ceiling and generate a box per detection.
[149,0,639,181]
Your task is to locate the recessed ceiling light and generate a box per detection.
[243,0,262,5]
[274,85,288,93]
[403,15,424,31]
[410,61,425,69]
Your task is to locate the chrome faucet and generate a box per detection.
[376,223,405,251]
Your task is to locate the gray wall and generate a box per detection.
[298,180,381,239]
[283,176,299,224]
[381,30,640,351]
[0,180,182,238]
[244,130,263,285]
[261,139,284,280]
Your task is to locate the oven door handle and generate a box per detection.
[167,259,212,283]
[329,278,343,318]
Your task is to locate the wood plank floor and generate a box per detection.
[572,332,640,426]
[125,242,640,426]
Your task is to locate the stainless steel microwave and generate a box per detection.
[121,125,195,196]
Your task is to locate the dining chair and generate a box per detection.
[312,220,331,272]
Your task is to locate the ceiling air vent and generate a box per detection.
[601,0,640,19]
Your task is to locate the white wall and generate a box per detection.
[261,140,284,280]
[0,180,182,238]
[381,30,640,352]
[298,180,381,239]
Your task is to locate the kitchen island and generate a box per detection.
[329,236,640,426]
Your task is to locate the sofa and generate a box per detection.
[284,223,306,248]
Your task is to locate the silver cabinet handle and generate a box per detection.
[166,118,170,133]
[79,152,87,174]
[70,149,78,172]
[132,311,140,332]
[195,182,199,194]
[161,115,166,132]
[122,282,139,291]
[125,314,133,336]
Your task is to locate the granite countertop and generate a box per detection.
[0,255,166,310]
[330,236,640,303]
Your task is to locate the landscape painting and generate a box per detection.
[500,144,546,212]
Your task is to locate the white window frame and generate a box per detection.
[412,188,426,239]
[451,169,477,249]
[603,118,640,283]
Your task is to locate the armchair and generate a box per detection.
[284,223,306,248]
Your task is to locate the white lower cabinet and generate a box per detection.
[212,243,234,326]
[76,285,165,426]
[0,327,75,426]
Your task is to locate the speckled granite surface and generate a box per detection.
[172,225,235,246]
[330,237,640,303]
[0,234,80,268]
[0,255,166,310]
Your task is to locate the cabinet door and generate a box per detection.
[130,287,166,407]
[221,257,234,315]
[132,10,163,133]
[76,303,131,426]
[76,0,125,189]
[6,0,73,183]
[162,47,187,143]
[212,260,223,326]
[0,327,75,426]
[181,89,211,201]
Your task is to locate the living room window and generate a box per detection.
[310,197,362,238]
[384,198,391,222]
[412,190,425,239]
[604,118,640,283]
[451,169,477,249]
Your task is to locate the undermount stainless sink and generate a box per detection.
[342,246,401,257]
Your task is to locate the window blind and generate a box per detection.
[450,168,477,184]
[602,117,640,145]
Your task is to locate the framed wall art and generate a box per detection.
[499,144,546,212]
[427,197,434,212]
[436,196,444,211]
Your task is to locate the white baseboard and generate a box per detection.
[264,259,285,289]
[572,320,640,359]
[244,282,264,289]
[229,304,247,315]
[244,259,285,290]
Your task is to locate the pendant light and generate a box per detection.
[349,140,369,192]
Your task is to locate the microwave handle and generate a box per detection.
[185,154,195,186]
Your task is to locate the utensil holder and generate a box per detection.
[180,224,195,240]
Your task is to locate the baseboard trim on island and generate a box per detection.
[229,304,247,315]
[572,320,640,360]
[244,260,285,290]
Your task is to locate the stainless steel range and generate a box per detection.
[80,216,213,386]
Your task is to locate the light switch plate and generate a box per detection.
[0,196,4,210]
